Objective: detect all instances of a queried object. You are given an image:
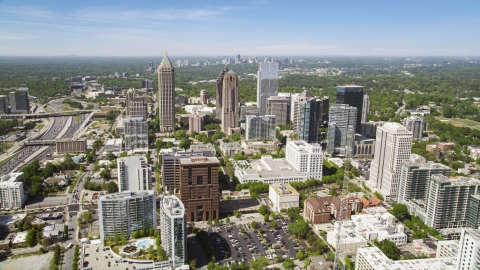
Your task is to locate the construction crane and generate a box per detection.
[333,147,351,270]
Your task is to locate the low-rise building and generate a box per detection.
[44,174,70,187]
[12,232,27,248]
[105,138,123,152]
[303,196,351,224]
[268,183,299,212]
[241,141,277,153]
[189,142,216,155]
[438,142,455,151]
[219,141,242,157]
[326,224,368,253]
[42,223,64,239]
[56,139,87,154]
[350,212,407,245]
[436,240,459,258]
[0,214,26,233]
[189,114,204,134]
[353,134,375,158]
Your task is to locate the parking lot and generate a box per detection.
[206,218,307,267]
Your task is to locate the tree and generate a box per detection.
[288,219,309,239]
[271,220,277,229]
[82,211,93,224]
[207,219,212,226]
[376,239,400,260]
[326,251,335,261]
[259,147,267,154]
[100,168,111,180]
[225,217,230,224]
[390,204,409,220]
[250,221,258,229]
[258,205,270,216]
[214,218,219,226]
[264,214,269,223]
[344,256,354,270]
[296,250,306,260]
[25,228,37,247]
[121,233,127,246]
[113,233,119,245]
[233,210,240,218]
[179,138,192,151]
[105,181,119,193]
[374,191,384,201]
[249,256,269,270]
[282,258,295,270]
[148,245,155,258]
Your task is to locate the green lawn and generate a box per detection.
[435,117,480,130]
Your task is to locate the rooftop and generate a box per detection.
[12,232,27,244]
[106,138,123,146]
[249,156,305,178]
[431,175,480,186]
[0,214,26,226]
[99,190,154,201]
[271,183,299,196]
[179,156,219,165]
[161,195,185,218]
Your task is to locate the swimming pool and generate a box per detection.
[136,240,152,249]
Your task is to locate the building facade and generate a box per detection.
[9,88,30,114]
[199,90,210,105]
[0,95,8,114]
[268,183,299,212]
[403,115,427,139]
[221,70,239,134]
[158,52,176,132]
[467,195,480,230]
[176,156,220,222]
[0,173,26,210]
[362,93,370,123]
[245,115,276,141]
[368,123,413,201]
[297,97,321,143]
[188,114,204,134]
[336,86,364,133]
[239,106,259,122]
[266,96,290,125]
[56,139,87,154]
[160,195,186,268]
[457,229,480,270]
[126,90,148,120]
[215,66,229,119]
[98,191,156,240]
[257,62,279,116]
[286,140,323,180]
[117,156,151,192]
[327,104,357,156]
[124,117,149,151]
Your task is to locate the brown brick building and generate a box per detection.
[303,196,352,224]
[176,156,219,222]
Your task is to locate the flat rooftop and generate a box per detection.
[178,156,219,165]
[99,190,154,201]
[161,195,185,218]
[271,183,299,196]
[249,156,305,178]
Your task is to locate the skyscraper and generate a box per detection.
[266,95,290,125]
[457,229,480,270]
[336,86,364,133]
[158,52,175,132]
[286,140,323,180]
[117,156,151,192]
[362,93,370,123]
[368,123,413,201]
[0,95,8,114]
[403,115,426,139]
[326,104,357,156]
[200,90,210,105]
[293,91,327,143]
[245,115,276,141]
[215,65,229,119]
[257,62,279,116]
[124,117,149,151]
[9,88,30,114]
[221,70,239,133]
[160,195,186,268]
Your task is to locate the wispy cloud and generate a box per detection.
[372,47,384,51]
[249,0,268,5]
[0,5,55,19]
[0,31,36,41]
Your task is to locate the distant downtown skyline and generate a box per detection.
[0,0,479,56]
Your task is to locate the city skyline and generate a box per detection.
[0,0,479,56]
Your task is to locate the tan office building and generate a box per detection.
[220,70,239,134]
[158,52,175,132]
[56,139,87,154]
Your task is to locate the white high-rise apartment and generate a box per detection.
[160,195,186,268]
[98,190,156,240]
[286,140,323,180]
[403,115,426,139]
[117,155,151,192]
[362,93,370,123]
[368,123,413,201]
[257,62,279,116]
[0,173,26,210]
[457,229,480,270]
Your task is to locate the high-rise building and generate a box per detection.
[245,115,276,141]
[397,154,450,204]
[326,104,357,156]
[124,117,149,151]
[221,70,239,133]
[457,229,480,270]
[189,114,204,134]
[425,175,480,229]
[292,91,329,143]
[286,140,323,180]
[117,156,151,192]
[160,195,186,268]
[175,156,220,222]
[266,96,290,125]
[0,173,26,210]
[368,123,413,201]
[240,106,259,122]
[158,52,175,132]
[141,79,154,90]
[290,93,300,122]
[0,95,9,114]
[161,151,214,194]
[71,76,82,84]
[336,86,364,133]
[215,66,229,119]
[126,90,148,120]
[257,62,279,116]
[9,88,30,114]
[362,93,370,123]
[403,115,426,139]
[200,90,210,105]
[467,195,480,230]
[98,190,156,240]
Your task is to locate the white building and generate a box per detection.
[286,140,323,180]
[117,156,151,192]
[356,246,457,270]
[403,115,426,139]
[189,142,216,155]
[98,190,156,240]
[437,240,459,258]
[268,183,299,212]
[241,141,277,153]
[184,105,215,115]
[368,122,413,201]
[160,195,186,268]
[0,173,26,210]
[326,227,368,253]
[456,228,480,270]
[105,138,123,152]
[219,141,242,157]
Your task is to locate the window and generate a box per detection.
[208,167,211,184]
[197,176,203,185]
[188,168,192,185]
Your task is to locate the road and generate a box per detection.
[188,236,208,270]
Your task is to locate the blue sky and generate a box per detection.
[0,0,479,56]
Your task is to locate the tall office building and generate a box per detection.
[240,106,259,122]
[245,115,276,141]
[124,117,149,151]
[362,93,370,123]
[221,70,239,133]
[160,195,186,268]
[98,190,156,240]
[0,95,8,114]
[161,152,214,194]
[9,88,30,114]
[117,156,151,192]
[175,156,220,222]
[188,114,204,134]
[403,115,426,139]
[126,89,148,120]
[257,62,279,116]
[141,79,154,90]
[336,86,364,133]
[200,90,210,105]
[158,52,175,132]
[457,229,480,270]
[397,154,450,204]
[215,66,229,119]
[326,104,357,156]
[425,175,480,229]
[368,123,413,201]
[286,140,323,180]
[266,96,290,125]
[292,91,326,143]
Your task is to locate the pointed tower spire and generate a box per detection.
[160,51,173,67]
